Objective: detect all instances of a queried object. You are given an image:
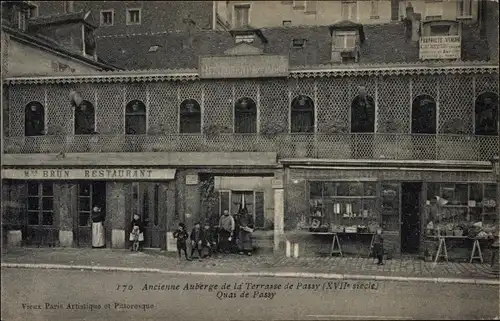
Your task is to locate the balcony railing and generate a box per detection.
[3,133,498,161]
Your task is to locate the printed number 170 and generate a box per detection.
[116,285,133,292]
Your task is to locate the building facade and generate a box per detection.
[1,1,499,259]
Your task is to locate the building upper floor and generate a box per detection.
[1,1,117,77]
[216,0,482,29]
[3,65,498,162]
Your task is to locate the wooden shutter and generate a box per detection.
[255,191,265,228]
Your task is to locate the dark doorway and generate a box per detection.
[401,182,422,254]
[75,181,107,247]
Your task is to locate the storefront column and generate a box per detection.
[107,182,126,248]
[273,188,285,253]
[56,183,74,247]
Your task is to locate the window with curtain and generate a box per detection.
[475,92,498,136]
[24,101,45,136]
[234,97,257,133]
[291,95,315,133]
[411,94,437,134]
[125,100,147,135]
[351,94,375,133]
[179,99,201,133]
[27,182,54,226]
[74,100,95,135]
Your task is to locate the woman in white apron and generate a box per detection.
[92,205,106,248]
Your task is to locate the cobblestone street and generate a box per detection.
[2,247,498,280]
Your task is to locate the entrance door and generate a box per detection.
[401,182,422,254]
[75,182,106,247]
[129,183,166,248]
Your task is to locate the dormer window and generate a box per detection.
[84,26,96,57]
[292,38,306,48]
[235,34,255,44]
[334,31,357,50]
[148,45,160,52]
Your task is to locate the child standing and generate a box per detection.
[190,222,203,260]
[173,223,191,261]
[129,214,144,251]
[372,228,384,265]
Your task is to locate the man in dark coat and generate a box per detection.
[190,222,204,260]
[238,207,254,256]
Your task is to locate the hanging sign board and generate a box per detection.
[419,36,461,60]
[1,168,176,180]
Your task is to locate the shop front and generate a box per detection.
[283,161,497,260]
[1,167,176,249]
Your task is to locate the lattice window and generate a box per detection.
[179,99,201,134]
[475,92,499,136]
[27,182,54,226]
[412,94,437,134]
[74,100,96,135]
[125,100,146,135]
[351,91,375,133]
[24,101,45,136]
[234,97,257,133]
[291,95,314,133]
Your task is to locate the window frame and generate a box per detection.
[126,8,142,25]
[233,4,250,28]
[411,94,437,134]
[179,99,202,134]
[350,94,376,133]
[74,100,96,135]
[100,9,114,27]
[24,101,45,137]
[27,182,55,227]
[28,5,39,19]
[341,1,357,21]
[334,31,357,49]
[290,95,315,133]
[125,100,147,135]
[474,92,499,136]
[234,97,258,134]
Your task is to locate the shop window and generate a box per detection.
[218,190,265,229]
[308,181,378,231]
[234,97,257,133]
[74,100,96,135]
[179,99,201,133]
[291,95,315,133]
[475,92,498,136]
[411,94,437,134]
[25,101,45,136]
[125,100,147,135]
[27,182,54,226]
[351,93,375,133]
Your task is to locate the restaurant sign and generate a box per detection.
[1,168,176,180]
[419,36,461,60]
[199,55,289,79]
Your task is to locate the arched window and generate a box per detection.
[234,97,257,133]
[125,100,146,135]
[350,94,375,133]
[475,92,498,135]
[291,95,314,133]
[179,99,201,133]
[24,101,45,136]
[74,100,95,135]
[411,94,437,134]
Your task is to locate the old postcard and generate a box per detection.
[1,1,499,320]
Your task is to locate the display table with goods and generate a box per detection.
[298,181,381,257]
[424,183,498,263]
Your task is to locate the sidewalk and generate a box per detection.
[1,247,499,283]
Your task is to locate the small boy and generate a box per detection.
[372,228,384,265]
[202,222,216,258]
[173,223,191,261]
[190,222,203,260]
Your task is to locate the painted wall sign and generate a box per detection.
[199,55,289,79]
[419,36,461,60]
[185,174,199,185]
[1,168,176,180]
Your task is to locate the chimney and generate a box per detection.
[391,0,400,21]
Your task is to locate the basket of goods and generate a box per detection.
[345,226,358,233]
[331,225,344,233]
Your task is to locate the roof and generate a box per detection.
[2,24,117,71]
[29,10,97,28]
[95,22,491,71]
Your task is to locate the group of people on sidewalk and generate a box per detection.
[173,208,254,261]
